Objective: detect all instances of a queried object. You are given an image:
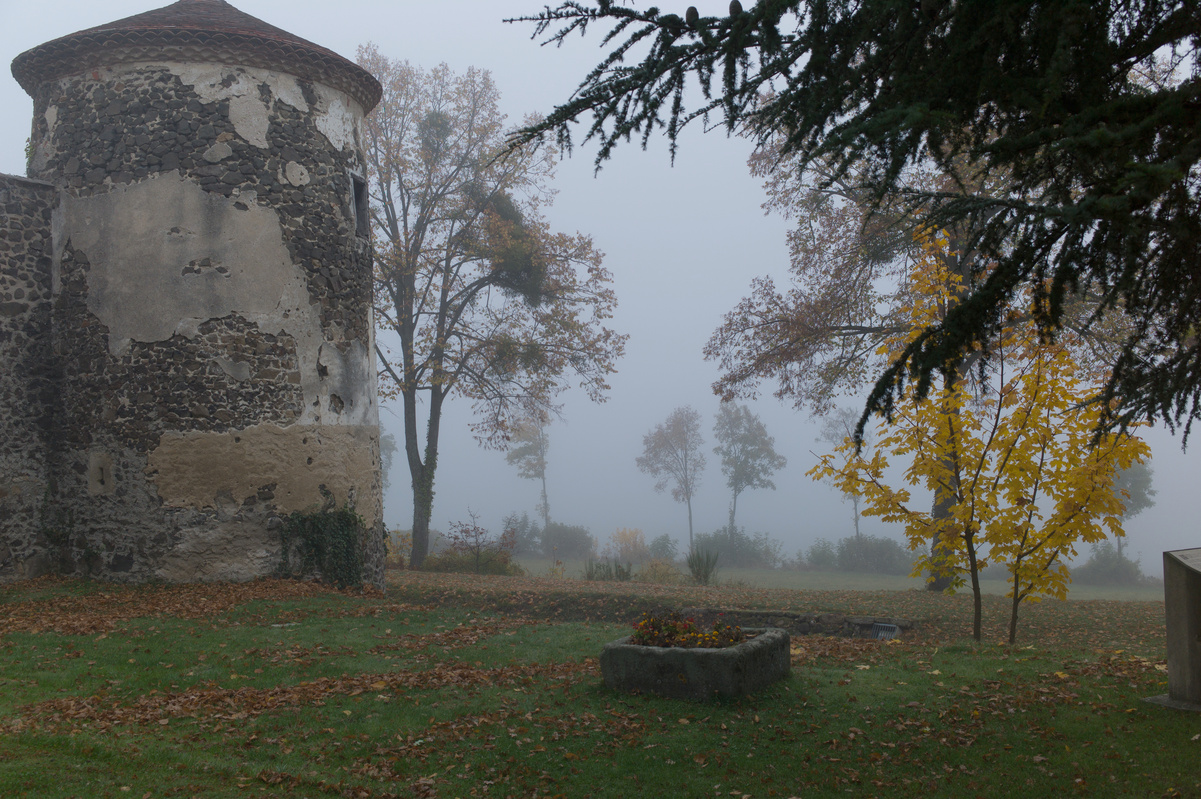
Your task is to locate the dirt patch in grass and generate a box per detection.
[385,570,1167,653]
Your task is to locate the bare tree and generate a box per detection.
[637,406,706,551]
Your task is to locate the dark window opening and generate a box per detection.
[351,173,369,238]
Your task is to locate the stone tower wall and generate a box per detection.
[9,60,384,585]
[0,175,56,580]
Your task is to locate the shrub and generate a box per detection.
[686,548,720,585]
[583,558,632,582]
[1073,541,1147,586]
[647,533,679,561]
[384,529,410,570]
[421,512,524,576]
[692,526,782,569]
[422,549,525,576]
[278,502,364,588]
[603,528,650,564]
[807,538,838,571]
[836,534,912,575]
[635,557,683,585]
[540,521,596,560]
[501,511,542,554]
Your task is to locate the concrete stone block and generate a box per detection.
[600,627,790,701]
[1164,548,1201,705]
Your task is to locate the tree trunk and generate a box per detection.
[852,494,861,540]
[928,228,971,591]
[927,366,963,592]
[405,386,445,571]
[686,495,694,553]
[409,460,436,570]
[966,534,982,641]
[539,472,550,529]
[927,489,957,591]
[1008,572,1022,645]
[728,489,740,532]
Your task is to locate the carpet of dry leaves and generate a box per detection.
[0,571,1184,799]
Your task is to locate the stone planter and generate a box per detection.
[600,627,790,701]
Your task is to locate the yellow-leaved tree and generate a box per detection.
[809,232,1150,643]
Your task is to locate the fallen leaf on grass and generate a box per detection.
[0,576,368,636]
[10,657,596,734]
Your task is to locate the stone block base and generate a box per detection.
[600,627,790,701]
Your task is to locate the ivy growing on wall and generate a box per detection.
[278,491,364,589]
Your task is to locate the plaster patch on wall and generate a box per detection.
[155,519,279,583]
[55,172,375,424]
[227,92,270,148]
[314,340,376,425]
[169,64,278,148]
[146,423,381,528]
[312,84,360,151]
[56,171,372,427]
[29,139,52,175]
[203,141,233,163]
[57,172,302,353]
[266,73,309,114]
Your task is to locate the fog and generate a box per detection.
[3,1,1196,577]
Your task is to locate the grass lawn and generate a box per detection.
[0,570,1192,798]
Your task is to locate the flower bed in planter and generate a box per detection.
[600,627,790,701]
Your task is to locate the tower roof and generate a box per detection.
[11,0,381,112]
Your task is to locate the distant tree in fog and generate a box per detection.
[712,403,786,532]
[380,432,397,492]
[647,533,678,561]
[636,406,705,551]
[506,414,552,528]
[817,407,868,540]
[1112,462,1156,558]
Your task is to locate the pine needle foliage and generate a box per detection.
[511,0,1201,441]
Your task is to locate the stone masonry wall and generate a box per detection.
[8,61,384,585]
[0,174,56,580]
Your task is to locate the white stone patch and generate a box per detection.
[30,104,57,173]
[227,93,270,148]
[284,161,310,186]
[202,141,233,163]
[312,84,361,151]
[213,357,252,381]
[269,74,309,113]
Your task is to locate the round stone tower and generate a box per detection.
[8,0,384,585]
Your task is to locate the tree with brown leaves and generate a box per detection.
[359,46,627,568]
[637,406,706,551]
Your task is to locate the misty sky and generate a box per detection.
[2,1,1195,575]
